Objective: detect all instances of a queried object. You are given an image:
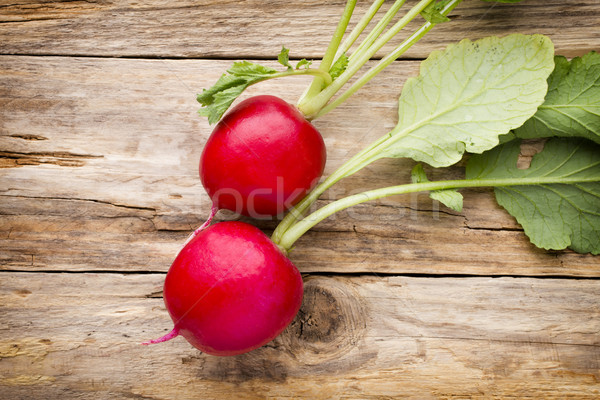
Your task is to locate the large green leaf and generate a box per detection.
[466,139,600,254]
[377,34,554,168]
[513,52,600,144]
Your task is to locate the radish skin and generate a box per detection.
[200,95,326,218]
[145,221,303,356]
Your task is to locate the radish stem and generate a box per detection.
[316,0,462,119]
[271,131,392,243]
[347,0,407,67]
[199,0,462,123]
[276,174,599,251]
[270,68,334,85]
[272,0,462,241]
[298,0,357,106]
[299,0,441,118]
[334,0,388,63]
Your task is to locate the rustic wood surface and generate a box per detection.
[2,273,600,399]
[1,0,599,398]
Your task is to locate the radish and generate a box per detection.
[145,1,564,358]
[143,221,303,356]
[200,95,326,218]
[195,0,466,219]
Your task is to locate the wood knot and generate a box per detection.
[13,289,32,298]
[293,285,343,343]
[279,276,368,364]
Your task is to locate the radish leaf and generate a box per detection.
[466,138,600,254]
[378,34,554,168]
[329,54,349,80]
[227,61,278,77]
[513,52,600,144]
[278,46,293,70]
[296,59,312,70]
[411,164,463,211]
[421,1,452,24]
[197,49,323,124]
[197,62,278,124]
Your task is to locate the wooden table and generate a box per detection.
[1,1,599,398]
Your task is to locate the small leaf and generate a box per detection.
[197,61,277,124]
[430,186,463,213]
[198,81,250,124]
[466,138,600,254]
[278,46,293,70]
[329,54,349,80]
[227,61,278,77]
[411,164,463,212]
[411,163,429,183]
[514,52,600,144]
[421,1,451,24]
[377,34,555,168]
[295,59,312,70]
[197,73,245,106]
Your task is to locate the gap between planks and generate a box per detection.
[0,53,418,61]
[1,269,599,281]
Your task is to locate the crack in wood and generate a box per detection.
[3,134,48,141]
[0,150,103,168]
[463,225,524,232]
[0,194,156,212]
[0,0,94,8]
[144,290,163,299]
[373,201,466,218]
[0,16,69,23]
[390,334,600,348]
[1,269,598,281]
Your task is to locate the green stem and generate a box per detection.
[320,0,358,72]
[297,0,357,109]
[298,0,435,118]
[363,0,434,62]
[334,0,387,63]
[273,70,444,243]
[271,68,333,86]
[315,0,462,119]
[272,0,460,242]
[271,132,391,244]
[344,0,406,65]
[276,175,599,251]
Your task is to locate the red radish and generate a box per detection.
[200,95,326,218]
[143,221,303,356]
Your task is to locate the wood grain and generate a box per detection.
[1,272,599,399]
[0,0,599,59]
[1,1,600,398]
[2,56,599,276]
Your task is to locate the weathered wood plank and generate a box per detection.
[0,272,599,399]
[0,0,598,59]
[1,1,598,398]
[2,56,599,276]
